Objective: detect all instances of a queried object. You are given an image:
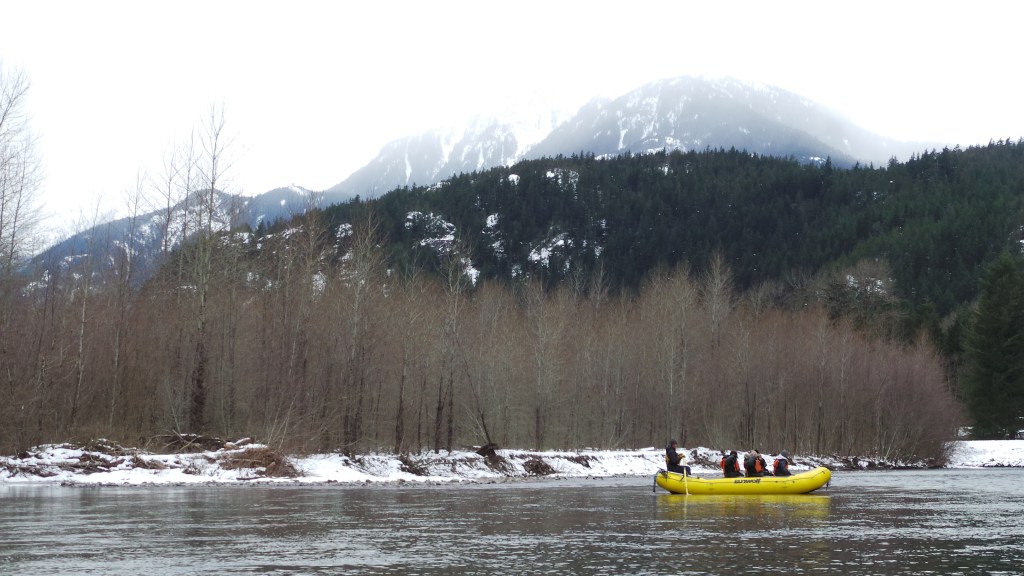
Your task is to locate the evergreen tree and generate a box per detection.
[961,251,1024,438]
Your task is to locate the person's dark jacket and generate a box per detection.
[665,443,691,475]
[773,456,792,476]
[722,452,742,478]
[744,452,768,477]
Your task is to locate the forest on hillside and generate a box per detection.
[3,96,1023,458]
[322,141,1024,323]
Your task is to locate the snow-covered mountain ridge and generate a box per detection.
[32,185,320,285]
[325,104,573,200]
[325,75,936,202]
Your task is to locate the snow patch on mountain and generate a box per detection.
[529,232,573,274]
[484,213,504,258]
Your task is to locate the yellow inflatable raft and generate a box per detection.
[655,466,831,495]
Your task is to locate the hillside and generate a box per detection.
[318,140,1024,319]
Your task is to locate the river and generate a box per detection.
[1,469,1021,575]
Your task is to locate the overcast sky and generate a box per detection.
[2,0,1022,233]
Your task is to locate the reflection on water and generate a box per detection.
[655,492,832,522]
[1,470,1022,575]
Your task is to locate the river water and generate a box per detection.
[1,469,1021,575]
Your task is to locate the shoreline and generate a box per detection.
[2,440,1022,487]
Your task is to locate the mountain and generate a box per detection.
[324,107,571,202]
[32,186,317,283]
[325,76,936,202]
[241,185,322,227]
[31,75,938,284]
[525,76,930,167]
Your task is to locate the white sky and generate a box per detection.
[2,0,1022,233]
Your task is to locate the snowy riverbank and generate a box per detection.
[2,439,1022,486]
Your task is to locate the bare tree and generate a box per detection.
[66,205,106,431]
[335,212,387,453]
[0,64,43,275]
[702,250,734,349]
[642,267,700,445]
[253,191,331,448]
[463,282,519,448]
[183,105,235,432]
[152,143,187,257]
[391,271,430,453]
[430,240,475,452]
[106,172,147,428]
[522,280,569,450]
[0,63,42,451]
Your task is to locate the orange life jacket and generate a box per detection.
[721,454,740,473]
[773,457,789,475]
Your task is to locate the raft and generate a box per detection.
[655,466,831,495]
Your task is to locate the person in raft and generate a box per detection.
[721,450,743,478]
[744,449,769,477]
[773,450,793,476]
[665,439,692,475]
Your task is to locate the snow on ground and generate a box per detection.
[944,440,1024,468]
[1,441,1020,486]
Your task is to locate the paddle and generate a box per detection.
[681,451,690,495]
